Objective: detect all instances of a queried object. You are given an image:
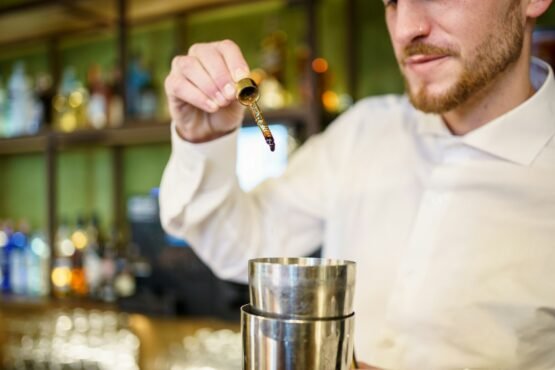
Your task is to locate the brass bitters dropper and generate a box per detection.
[236,78,275,152]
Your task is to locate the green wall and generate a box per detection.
[356,1,403,98]
[60,32,116,86]
[0,154,46,230]
[123,144,171,201]
[0,45,48,83]
[56,148,113,232]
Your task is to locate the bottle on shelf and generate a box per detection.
[26,231,51,297]
[51,219,75,297]
[138,77,157,120]
[35,72,54,131]
[99,228,124,302]
[1,220,51,297]
[9,220,30,295]
[83,214,103,299]
[0,79,6,137]
[53,67,89,133]
[0,221,14,293]
[86,64,108,130]
[70,216,89,297]
[113,241,136,299]
[6,63,38,137]
[258,26,289,109]
[126,54,156,120]
[81,217,137,301]
[107,63,125,128]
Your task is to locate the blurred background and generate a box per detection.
[0,0,554,369]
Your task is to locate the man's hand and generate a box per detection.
[164,39,249,143]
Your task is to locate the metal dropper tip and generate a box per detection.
[266,137,275,152]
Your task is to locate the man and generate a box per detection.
[160,0,555,368]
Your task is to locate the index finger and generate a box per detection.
[214,39,251,82]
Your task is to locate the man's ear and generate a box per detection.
[526,0,553,18]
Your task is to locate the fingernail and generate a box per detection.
[215,92,227,107]
[224,83,236,99]
[206,99,218,112]
[234,68,250,81]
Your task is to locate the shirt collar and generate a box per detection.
[416,58,555,166]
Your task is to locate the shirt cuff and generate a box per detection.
[170,122,239,190]
[160,123,239,229]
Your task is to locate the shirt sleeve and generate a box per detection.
[159,120,341,282]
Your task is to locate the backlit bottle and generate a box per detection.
[53,67,89,132]
[26,232,51,297]
[0,221,13,293]
[52,221,74,297]
[70,217,89,296]
[9,222,29,295]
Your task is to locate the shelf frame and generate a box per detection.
[0,0,323,278]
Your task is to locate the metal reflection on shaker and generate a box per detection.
[243,258,356,370]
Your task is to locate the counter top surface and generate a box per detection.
[0,296,240,369]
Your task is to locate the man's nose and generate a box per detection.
[392,0,432,46]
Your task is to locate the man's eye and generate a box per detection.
[384,0,398,7]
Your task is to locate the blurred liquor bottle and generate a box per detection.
[26,231,50,297]
[0,221,14,293]
[70,217,89,296]
[126,54,157,120]
[257,27,289,110]
[53,67,89,133]
[35,73,54,131]
[9,221,30,295]
[6,63,41,137]
[107,63,125,128]
[99,229,118,302]
[84,214,103,299]
[1,221,51,297]
[0,79,6,137]
[52,220,74,297]
[113,242,136,299]
[86,64,109,130]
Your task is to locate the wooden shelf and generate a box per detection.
[0,123,172,155]
[0,133,48,155]
[0,0,111,46]
[54,121,172,150]
[0,0,266,46]
[0,107,308,156]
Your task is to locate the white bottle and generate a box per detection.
[6,63,34,137]
[0,79,6,137]
[26,233,51,297]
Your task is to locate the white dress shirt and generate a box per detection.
[159,58,555,370]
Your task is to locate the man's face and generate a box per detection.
[385,0,526,113]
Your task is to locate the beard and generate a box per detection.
[403,0,525,113]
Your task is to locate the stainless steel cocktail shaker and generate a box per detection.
[242,257,356,370]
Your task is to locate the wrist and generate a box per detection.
[174,121,235,143]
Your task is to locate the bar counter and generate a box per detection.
[0,296,240,369]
